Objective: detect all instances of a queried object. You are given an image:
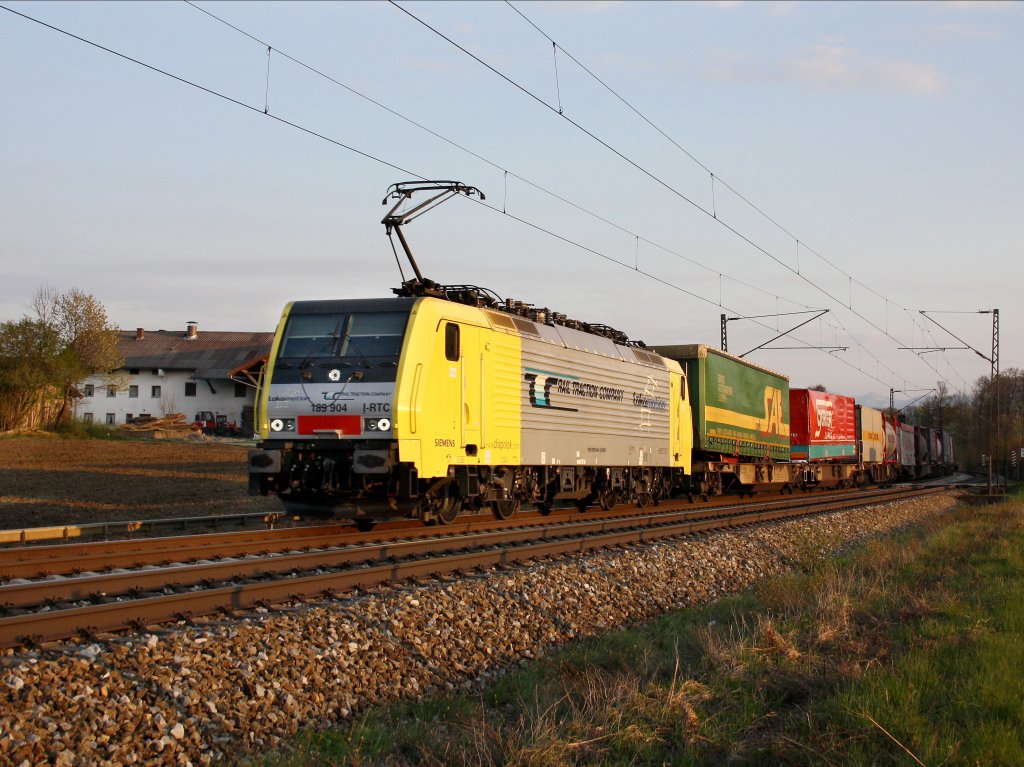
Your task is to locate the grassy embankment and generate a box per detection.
[267,491,1024,766]
[0,421,124,440]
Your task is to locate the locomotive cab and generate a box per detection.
[248,297,416,523]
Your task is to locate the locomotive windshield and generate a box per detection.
[279,311,409,361]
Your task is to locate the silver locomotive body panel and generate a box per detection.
[517,334,673,468]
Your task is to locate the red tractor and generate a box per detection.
[193,411,243,437]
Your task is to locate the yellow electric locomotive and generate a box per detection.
[248,290,693,528]
[248,182,695,528]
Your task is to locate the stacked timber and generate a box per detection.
[119,414,202,439]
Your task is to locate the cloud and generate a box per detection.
[924,22,1003,40]
[705,43,946,95]
[788,45,945,94]
[938,0,1019,10]
[768,2,799,16]
[542,1,628,13]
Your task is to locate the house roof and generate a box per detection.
[118,327,274,379]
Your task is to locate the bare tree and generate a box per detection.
[0,287,122,430]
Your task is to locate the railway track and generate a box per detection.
[0,485,949,648]
[0,484,930,579]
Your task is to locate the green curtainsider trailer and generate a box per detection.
[652,344,791,461]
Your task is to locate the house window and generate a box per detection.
[185,382,197,397]
[151,385,161,398]
[129,368,140,375]
[83,384,94,397]
[151,369,160,375]
[128,385,139,398]
[234,382,247,397]
[82,412,93,423]
[105,413,115,424]
[106,385,117,398]
[126,413,133,423]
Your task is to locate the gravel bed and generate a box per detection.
[0,493,959,766]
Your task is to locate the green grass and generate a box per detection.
[261,494,1024,766]
[55,419,125,439]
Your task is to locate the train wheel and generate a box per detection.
[437,498,460,525]
[598,489,618,511]
[635,492,652,509]
[491,500,520,521]
[535,500,553,516]
[354,518,375,533]
[421,492,459,525]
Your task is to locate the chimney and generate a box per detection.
[136,327,145,340]
[185,321,198,340]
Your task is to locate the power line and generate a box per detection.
[504,0,970,394]
[182,1,848,324]
[0,5,806,341]
[184,0,947,389]
[0,4,420,179]
[2,3,928,390]
[393,0,961,393]
[186,0,941,392]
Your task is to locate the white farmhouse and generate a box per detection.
[75,322,273,434]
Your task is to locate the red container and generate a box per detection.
[790,389,857,461]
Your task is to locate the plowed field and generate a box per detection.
[0,436,279,529]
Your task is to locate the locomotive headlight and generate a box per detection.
[377,418,391,431]
[270,419,284,432]
[270,418,295,433]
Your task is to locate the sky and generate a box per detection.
[2,0,1021,407]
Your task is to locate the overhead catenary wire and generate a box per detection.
[0,5,420,178]
[181,0,860,336]
[0,4,835,360]
[500,4,965,393]
[2,3,940,393]
[392,1,932,387]
[189,0,910,383]
[418,0,965,394]
[502,0,969,394]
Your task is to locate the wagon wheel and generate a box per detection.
[533,485,555,516]
[354,518,375,533]
[635,492,652,509]
[491,499,520,521]
[598,489,618,511]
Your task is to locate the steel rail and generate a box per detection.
[0,486,948,648]
[0,486,932,609]
[0,485,919,579]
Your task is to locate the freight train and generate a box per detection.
[247,182,955,529]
